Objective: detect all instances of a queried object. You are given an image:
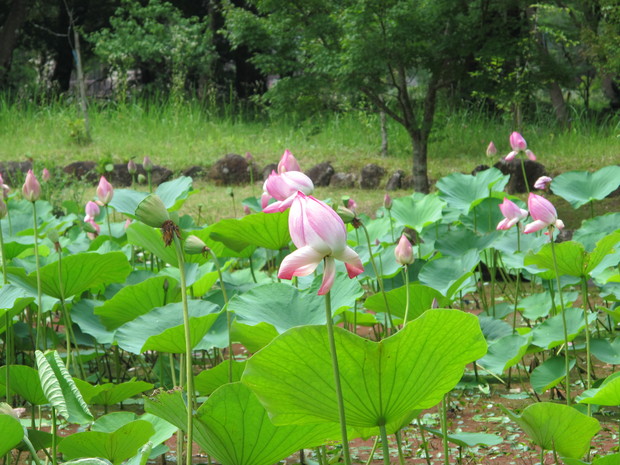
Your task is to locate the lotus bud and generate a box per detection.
[85,201,100,219]
[96,176,114,205]
[135,194,170,228]
[347,198,357,211]
[42,168,51,182]
[83,218,99,234]
[124,219,132,230]
[143,156,153,172]
[47,228,60,244]
[243,205,251,215]
[127,159,137,174]
[0,198,7,219]
[486,141,497,157]
[22,170,41,202]
[184,235,209,255]
[138,174,146,184]
[245,152,254,164]
[384,193,392,210]
[337,206,356,224]
[395,234,414,266]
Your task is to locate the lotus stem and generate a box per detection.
[581,276,592,415]
[324,287,352,465]
[0,220,12,406]
[105,205,113,238]
[403,265,411,326]
[207,249,233,382]
[172,235,194,465]
[417,418,432,465]
[520,158,530,194]
[32,202,45,350]
[549,231,570,404]
[441,395,450,465]
[395,430,405,465]
[379,424,390,465]
[364,437,380,465]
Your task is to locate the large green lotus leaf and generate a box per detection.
[0,412,23,455]
[390,192,445,232]
[502,402,600,458]
[155,176,195,211]
[588,232,620,276]
[242,309,486,428]
[74,378,153,406]
[126,223,207,267]
[0,236,33,260]
[195,382,341,465]
[232,321,279,353]
[0,365,47,404]
[531,356,576,394]
[434,226,499,257]
[95,276,181,330]
[418,250,478,298]
[89,411,175,450]
[210,211,291,251]
[460,197,507,234]
[0,284,34,333]
[591,338,620,364]
[525,241,587,278]
[195,360,247,395]
[574,213,620,251]
[62,459,113,465]
[551,166,620,209]
[364,284,448,320]
[17,252,131,299]
[477,334,531,375]
[517,290,579,320]
[192,225,255,259]
[109,189,148,217]
[71,299,114,345]
[115,300,221,354]
[436,168,508,213]
[579,373,620,406]
[531,308,587,349]
[58,420,155,465]
[36,350,93,424]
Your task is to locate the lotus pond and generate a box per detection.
[1,152,620,465]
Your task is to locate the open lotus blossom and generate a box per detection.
[22,170,41,202]
[505,131,536,161]
[97,176,114,205]
[395,234,414,265]
[277,149,301,173]
[278,192,364,295]
[523,193,564,234]
[486,141,497,157]
[534,176,552,190]
[262,170,314,213]
[496,198,528,230]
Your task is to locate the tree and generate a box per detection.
[0,0,32,85]
[225,0,482,193]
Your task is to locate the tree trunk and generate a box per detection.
[410,131,430,194]
[380,111,388,157]
[0,0,30,84]
[549,81,569,127]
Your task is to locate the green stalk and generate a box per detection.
[364,437,380,465]
[360,222,393,330]
[105,205,113,238]
[32,202,45,350]
[324,288,352,465]
[441,395,450,465]
[22,435,43,465]
[379,424,390,465]
[549,231,570,405]
[51,406,58,465]
[520,158,530,194]
[416,418,432,465]
[395,430,406,465]
[581,276,592,416]
[208,249,232,382]
[0,220,12,407]
[402,265,411,326]
[172,235,194,465]
[387,209,395,242]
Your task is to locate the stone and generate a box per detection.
[63,161,97,182]
[261,163,278,181]
[471,164,490,175]
[305,162,334,187]
[385,170,405,191]
[209,153,253,185]
[494,159,547,194]
[0,161,33,184]
[330,172,357,189]
[360,163,385,189]
[182,165,207,180]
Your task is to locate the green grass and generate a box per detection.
[1,97,618,223]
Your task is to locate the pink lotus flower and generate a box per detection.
[505,132,536,161]
[261,192,271,210]
[534,176,552,190]
[143,156,153,172]
[347,198,357,210]
[243,205,251,215]
[384,193,392,210]
[278,192,364,295]
[523,193,564,234]
[127,160,137,174]
[42,168,51,182]
[486,141,497,157]
[395,234,414,265]
[277,149,301,173]
[262,170,314,213]
[496,198,528,230]
[97,176,114,205]
[22,170,41,202]
[0,173,9,199]
[84,201,100,220]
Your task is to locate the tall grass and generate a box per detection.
[0,96,618,182]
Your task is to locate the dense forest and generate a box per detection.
[1,0,618,191]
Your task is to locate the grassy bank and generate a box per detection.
[1,98,618,182]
